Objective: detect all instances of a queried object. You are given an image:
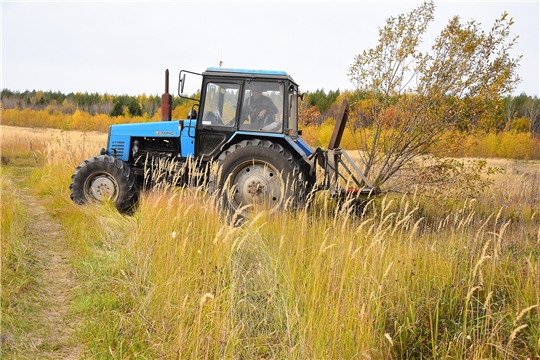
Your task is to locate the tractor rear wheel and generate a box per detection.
[210,139,307,216]
[70,155,139,212]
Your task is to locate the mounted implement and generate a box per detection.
[70,67,378,214]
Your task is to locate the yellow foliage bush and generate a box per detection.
[300,122,539,159]
[317,118,335,147]
[299,120,365,150]
[506,117,531,133]
[461,131,539,159]
[498,131,533,159]
[298,126,320,147]
[172,103,190,120]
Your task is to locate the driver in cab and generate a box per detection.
[242,84,279,129]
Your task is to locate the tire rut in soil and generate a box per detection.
[5,175,83,359]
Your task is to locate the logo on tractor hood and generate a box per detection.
[155,131,175,135]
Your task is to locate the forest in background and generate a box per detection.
[1,88,539,159]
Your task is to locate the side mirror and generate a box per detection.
[178,73,186,96]
[177,70,202,102]
[299,93,307,101]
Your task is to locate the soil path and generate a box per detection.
[6,173,83,359]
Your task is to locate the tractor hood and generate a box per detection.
[110,120,183,138]
[105,120,195,161]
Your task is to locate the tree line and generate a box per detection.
[300,90,540,136]
[0,89,196,118]
[3,87,538,136]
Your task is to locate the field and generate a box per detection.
[1,125,539,359]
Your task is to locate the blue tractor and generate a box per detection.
[70,68,378,213]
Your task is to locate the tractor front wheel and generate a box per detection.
[70,155,139,212]
[210,139,306,216]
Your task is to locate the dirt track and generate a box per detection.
[3,174,82,359]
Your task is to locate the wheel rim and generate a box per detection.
[229,160,284,212]
[84,172,119,202]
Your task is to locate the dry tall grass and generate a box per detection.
[1,125,107,168]
[1,125,539,359]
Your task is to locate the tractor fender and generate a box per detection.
[223,132,314,169]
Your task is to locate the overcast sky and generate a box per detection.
[1,1,539,97]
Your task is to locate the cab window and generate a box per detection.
[201,82,239,127]
[239,81,283,133]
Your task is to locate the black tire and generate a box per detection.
[70,155,139,212]
[209,139,307,216]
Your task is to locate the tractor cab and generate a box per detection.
[179,68,301,160]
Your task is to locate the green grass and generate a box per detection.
[1,168,39,356]
[2,126,539,358]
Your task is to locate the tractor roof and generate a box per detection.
[204,67,297,85]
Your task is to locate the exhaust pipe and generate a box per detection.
[161,69,172,121]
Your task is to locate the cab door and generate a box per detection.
[195,80,241,160]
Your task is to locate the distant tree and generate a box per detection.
[523,96,540,136]
[299,100,322,126]
[347,0,521,194]
[110,100,124,117]
[127,98,143,117]
[308,89,340,113]
[508,94,540,136]
[35,91,45,105]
